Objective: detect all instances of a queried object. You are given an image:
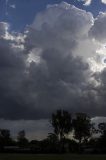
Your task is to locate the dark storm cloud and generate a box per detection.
[0,23,28,119]
[22,48,89,118]
[0,2,106,120]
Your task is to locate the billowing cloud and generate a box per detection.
[1,2,106,121]
[89,12,106,43]
[101,0,106,4]
[24,2,95,117]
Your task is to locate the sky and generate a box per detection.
[0,0,106,140]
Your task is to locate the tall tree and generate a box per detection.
[17,130,28,147]
[51,109,73,153]
[0,129,11,150]
[73,113,92,146]
[51,110,72,141]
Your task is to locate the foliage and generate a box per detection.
[51,110,72,141]
[0,111,106,154]
[51,110,73,152]
[0,129,12,150]
[73,113,92,144]
[17,130,28,147]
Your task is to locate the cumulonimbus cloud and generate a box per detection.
[0,2,106,121]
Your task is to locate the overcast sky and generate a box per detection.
[0,0,106,139]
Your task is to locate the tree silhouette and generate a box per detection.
[0,129,11,151]
[51,110,72,140]
[51,110,72,152]
[17,130,28,147]
[47,133,58,143]
[73,113,92,151]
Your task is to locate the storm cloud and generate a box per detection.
[0,2,106,121]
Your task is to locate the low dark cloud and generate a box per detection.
[0,119,51,140]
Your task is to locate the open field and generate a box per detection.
[0,154,106,160]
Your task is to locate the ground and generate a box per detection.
[0,154,106,160]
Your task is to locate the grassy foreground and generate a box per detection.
[0,154,106,160]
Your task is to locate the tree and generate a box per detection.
[17,130,28,147]
[0,129,12,150]
[51,110,72,141]
[47,133,58,144]
[51,110,72,152]
[73,113,92,147]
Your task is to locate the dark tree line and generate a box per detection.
[51,110,94,153]
[0,109,106,154]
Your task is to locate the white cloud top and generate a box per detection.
[101,0,106,4]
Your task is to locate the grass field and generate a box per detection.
[0,154,106,160]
